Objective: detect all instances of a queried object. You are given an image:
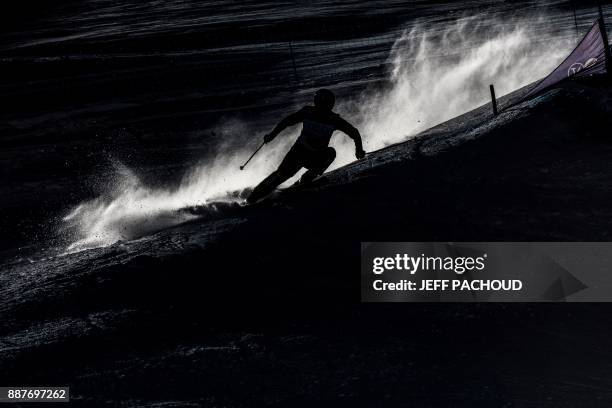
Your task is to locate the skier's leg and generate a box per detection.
[300,147,336,184]
[247,145,304,203]
[247,171,289,203]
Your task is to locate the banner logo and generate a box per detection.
[568,57,598,76]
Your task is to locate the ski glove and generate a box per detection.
[356,148,366,160]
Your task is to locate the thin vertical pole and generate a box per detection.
[597,2,612,75]
[572,0,579,40]
[489,84,498,116]
[288,41,298,80]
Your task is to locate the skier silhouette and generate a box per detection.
[247,89,365,203]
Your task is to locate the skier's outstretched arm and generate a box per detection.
[263,109,305,143]
[336,117,366,159]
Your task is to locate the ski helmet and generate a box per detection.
[314,89,335,110]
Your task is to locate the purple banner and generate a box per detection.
[522,20,607,101]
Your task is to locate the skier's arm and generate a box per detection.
[264,109,305,143]
[336,117,366,159]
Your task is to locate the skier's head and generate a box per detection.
[314,88,335,111]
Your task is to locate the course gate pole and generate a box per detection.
[489,84,498,116]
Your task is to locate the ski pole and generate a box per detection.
[239,142,265,170]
